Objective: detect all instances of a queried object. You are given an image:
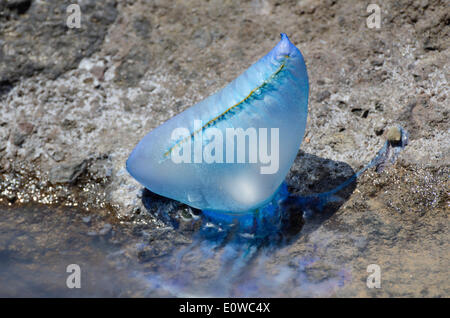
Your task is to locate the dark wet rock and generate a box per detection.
[49,160,87,184]
[0,0,117,96]
[2,0,33,15]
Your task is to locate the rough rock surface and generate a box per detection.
[0,0,448,297]
[0,0,118,96]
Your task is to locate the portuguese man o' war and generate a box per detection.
[127,33,408,233]
[127,33,308,213]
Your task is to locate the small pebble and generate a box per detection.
[374,124,385,136]
[386,126,402,142]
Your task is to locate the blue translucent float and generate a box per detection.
[127,33,309,214]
